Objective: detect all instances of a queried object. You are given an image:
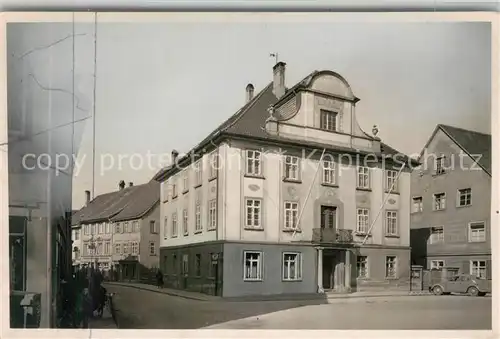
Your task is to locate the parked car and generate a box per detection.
[430,273,491,296]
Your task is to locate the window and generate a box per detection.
[284,156,300,181]
[182,254,189,275]
[430,260,445,270]
[429,226,444,244]
[74,230,80,240]
[99,223,104,234]
[322,160,336,185]
[244,251,263,281]
[195,200,202,232]
[433,193,446,211]
[470,260,487,279]
[357,256,368,278]
[183,209,189,235]
[208,254,218,278]
[245,199,262,228]
[385,211,398,236]
[75,250,80,259]
[123,243,129,254]
[412,197,423,213]
[172,177,178,198]
[209,151,218,179]
[386,170,398,192]
[114,243,120,254]
[195,254,201,276]
[149,242,156,255]
[97,242,102,255]
[132,242,139,255]
[458,188,472,207]
[105,241,111,255]
[114,223,121,234]
[194,161,202,186]
[284,202,299,230]
[172,213,178,237]
[357,166,370,189]
[435,156,445,175]
[208,200,217,230]
[320,109,337,131]
[321,206,337,229]
[468,222,486,242]
[163,217,168,239]
[124,222,130,233]
[385,256,397,278]
[150,220,157,234]
[246,150,262,176]
[133,221,140,233]
[182,171,189,192]
[105,223,110,234]
[356,208,369,234]
[91,224,96,235]
[282,253,302,281]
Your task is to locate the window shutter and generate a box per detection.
[486,259,492,279]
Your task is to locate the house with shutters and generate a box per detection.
[71,180,160,277]
[410,124,492,279]
[153,61,418,297]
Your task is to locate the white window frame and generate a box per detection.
[246,150,262,176]
[284,201,299,230]
[75,230,80,240]
[208,199,217,230]
[429,226,444,244]
[356,208,370,234]
[245,198,262,229]
[243,251,263,281]
[150,220,157,234]
[132,241,139,255]
[457,188,472,207]
[149,242,156,255]
[209,151,218,179]
[470,260,487,279]
[320,109,338,131]
[105,223,110,234]
[172,213,178,237]
[468,222,486,243]
[172,177,178,198]
[182,171,189,192]
[163,217,168,239]
[386,170,398,192]
[114,243,120,254]
[433,193,446,211]
[194,160,202,186]
[412,196,423,213]
[183,209,189,235]
[436,156,445,175]
[133,221,140,233]
[282,252,302,281]
[322,160,336,185]
[123,243,129,255]
[357,256,369,279]
[430,260,445,270]
[385,210,398,236]
[357,166,370,189]
[195,200,202,232]
[385,256,397,279]
[284,155,300,181]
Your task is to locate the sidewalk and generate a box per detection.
[104,281,431,303]
[88,298,118,329]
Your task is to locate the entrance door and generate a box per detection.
[321,206,337,230]
[323,255,334,289]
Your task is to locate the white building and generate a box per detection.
[154,62,417,297]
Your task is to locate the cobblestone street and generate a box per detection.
[106,284,491,330]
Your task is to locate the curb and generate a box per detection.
[104,282,211,301]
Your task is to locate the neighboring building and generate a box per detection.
[154,62,417,297]
[410,124,492,278]
[71,210,82,267]
[71,180,161,275]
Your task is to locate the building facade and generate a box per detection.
[410,124,492,278]
[72,180,161,275]
[155,62,417,297]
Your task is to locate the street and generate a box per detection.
[107,285,491,330]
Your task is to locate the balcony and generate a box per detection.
[312,228,354,244]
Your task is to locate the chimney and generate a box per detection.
[119,180,125,190]
[246,83,254,103]
[129,182,133,187]
[171,150,179,164]
[272,61,286,99]
[84,190,91,205]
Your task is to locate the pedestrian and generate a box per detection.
[81,287,92,328]
[156,269,164,289]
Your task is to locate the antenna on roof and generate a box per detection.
[270,52,278,64]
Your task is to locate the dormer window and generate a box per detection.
[320,110,338,132]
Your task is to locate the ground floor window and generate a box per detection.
[430,260,445,270]
[385,256,397,278]
[182,254,189,275]
[244,251,263,281]
[194,254,201,277]
[282,252,302,281]
[357,256,368,278]
[470,260,487,279]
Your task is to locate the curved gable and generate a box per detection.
[307,71,356,100]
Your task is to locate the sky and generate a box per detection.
[7,20,492,209]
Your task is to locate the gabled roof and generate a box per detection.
[153,70,416,182]
[72,181,160,225]
[420,124,491,176]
